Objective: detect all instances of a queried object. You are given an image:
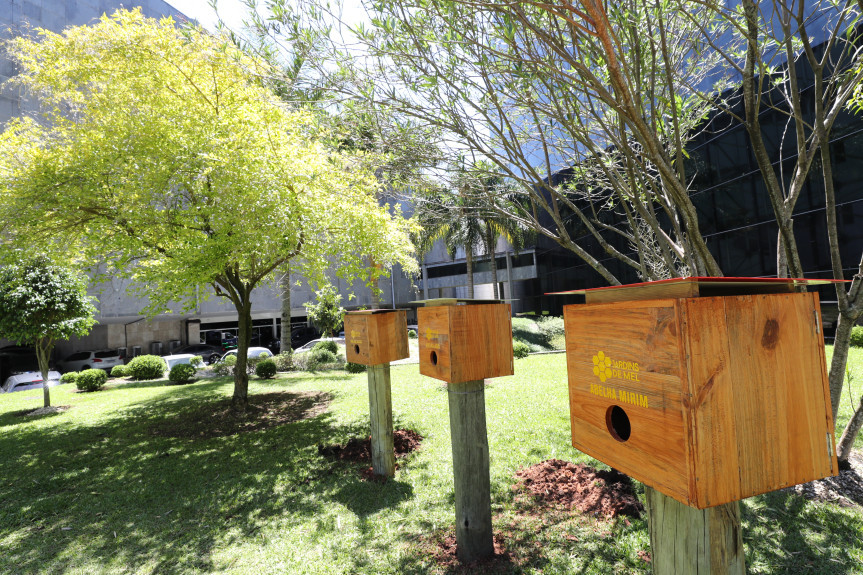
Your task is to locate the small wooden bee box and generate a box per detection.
[416,299,514,384]
[560,277,839,509]
[344,309,409,366]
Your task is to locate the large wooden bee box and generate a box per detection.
[417,300,514,384]
[561,277,838,509]
[344,309,409,366]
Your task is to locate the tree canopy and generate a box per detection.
[0,255,97,407]
[0,9,417,409]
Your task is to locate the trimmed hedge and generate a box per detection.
[851,325,863,348]
[312,340,338,355]
[310,348,337,364]
[407,329,417,339]
[60,372,79,384]
[255,358,277,379]
[513,340,531,359]
[76,368,108,392]
[345,361,366,374]
[110,365,129,378]
[169,363,196,384]
[127,354,167,380]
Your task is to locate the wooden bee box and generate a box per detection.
[561,277,839,509]
[344,309,409,366]
[417,300,514,384]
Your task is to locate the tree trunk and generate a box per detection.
[645,487,745,574]
[487,230,500,300]
[35,341,52,408]
[830,313,855,424]
[837,394,863,464]
[466,249,475,299]
[233,299,252,412]
[280,263,292,361]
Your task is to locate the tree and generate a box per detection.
[0,9,417,411]
[0,256,96,408]
[304,284,345,338]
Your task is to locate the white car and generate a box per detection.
[293,338,345,353]
[58,350,124,373]
[2,371,62,393]
[161,354,197,369]
[218,347,273,362]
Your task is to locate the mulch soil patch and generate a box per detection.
[785,448,863,508]
[318,429,423,481]
[13,405,71,418]
[318,429,423,461]
[149,391,330,439]
[514,459,644,520]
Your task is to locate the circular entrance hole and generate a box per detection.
[606,405,631,442]
[354,344,360,354]
[430,350,438,366]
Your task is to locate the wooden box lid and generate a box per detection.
[344,309,409,366]
[416,299,514,384]
[563,281,838,508]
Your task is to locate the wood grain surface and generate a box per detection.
[344,310,409,366]
[418,303,513,384]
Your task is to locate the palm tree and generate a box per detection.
[414,169,531,299]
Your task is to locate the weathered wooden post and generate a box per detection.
[416,298,514,563]
[558,277,841,574]
[344,309,409,478]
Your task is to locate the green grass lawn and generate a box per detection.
[1,351,862,574]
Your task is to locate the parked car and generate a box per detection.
[217,347,273,362]
[57,350,124,373]
[0,347,41,384]
[2,370,62,393]
[172,344,224,365]
[161,354,198,369]
[293,337,345,353]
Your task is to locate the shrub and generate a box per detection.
[169,363,196,384]
[292,352,320,372]
[273,352,294,372]
[513,340,531,359]
[536,316,565,348]
[213,353,236,377]
[310,348,337,364]
[76,368,108,392]
[312,340,338,355]
[110,365,128,378]
[255,358,277,379]
[407,329,417,339]
[189,355,203,368]
[851,325,863,348]
[60,371,79,384]
[345,361,366,374]
[127,354,167,380]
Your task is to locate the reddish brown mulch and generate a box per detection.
[432,533,513,573]
[514,459,643,520]
[149,391,330,439]
[318,429,423,461]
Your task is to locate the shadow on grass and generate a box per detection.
[0,383,415,574]
[0,406,71,427]
[742,491,863,574]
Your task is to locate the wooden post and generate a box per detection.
[447,379,494,563]
[367,363,395,477]
[645,487,745,574]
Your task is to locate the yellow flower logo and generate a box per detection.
[592,351,613,382]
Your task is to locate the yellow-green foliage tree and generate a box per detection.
[0,9,416,410]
